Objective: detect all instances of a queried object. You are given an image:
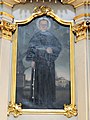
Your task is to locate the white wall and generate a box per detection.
[0,39,12,120]
[13,2,75,21]
[87,29,90,120]
[8,114,77,120]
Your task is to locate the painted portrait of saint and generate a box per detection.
[16,16,71,109]
[26,17,62,108]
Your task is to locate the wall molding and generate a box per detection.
[0,1,13,8]
[62,0,90,8]
[74,2,90,8]
[61,0,76,4]
[0,12,14,19]
[74,14,90,21]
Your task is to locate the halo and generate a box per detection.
[36,17,51,31]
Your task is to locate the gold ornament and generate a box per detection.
[7,102,22,117]
[72,21,88,42]
[0,20,16,41]
[64,104,78,118]
[33,6,53,15]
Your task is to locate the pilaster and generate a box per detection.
[86,18,90,120]
[73,2,90,120]
[0,1,16,120]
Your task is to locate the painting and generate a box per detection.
[9,6,77,117]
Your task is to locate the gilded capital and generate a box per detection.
[7,102,22,117]
[0,20,16,41]
[72,21,88,42]
[64,104,78,118]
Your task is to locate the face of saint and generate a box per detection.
[39,19,48,31]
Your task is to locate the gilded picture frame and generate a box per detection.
[8,6,77,118]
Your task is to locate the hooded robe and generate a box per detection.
[26,31,62,108]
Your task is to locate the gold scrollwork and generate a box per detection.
[0,20,16,41]
[72,21,88,42]
[7,102,22,117]
[33,6,53,16]
[64,104,78,118]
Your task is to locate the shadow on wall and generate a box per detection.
[13,2,75,21]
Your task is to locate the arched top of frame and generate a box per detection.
[15,6,73,26]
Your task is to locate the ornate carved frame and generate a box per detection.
[8,5,77,118]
